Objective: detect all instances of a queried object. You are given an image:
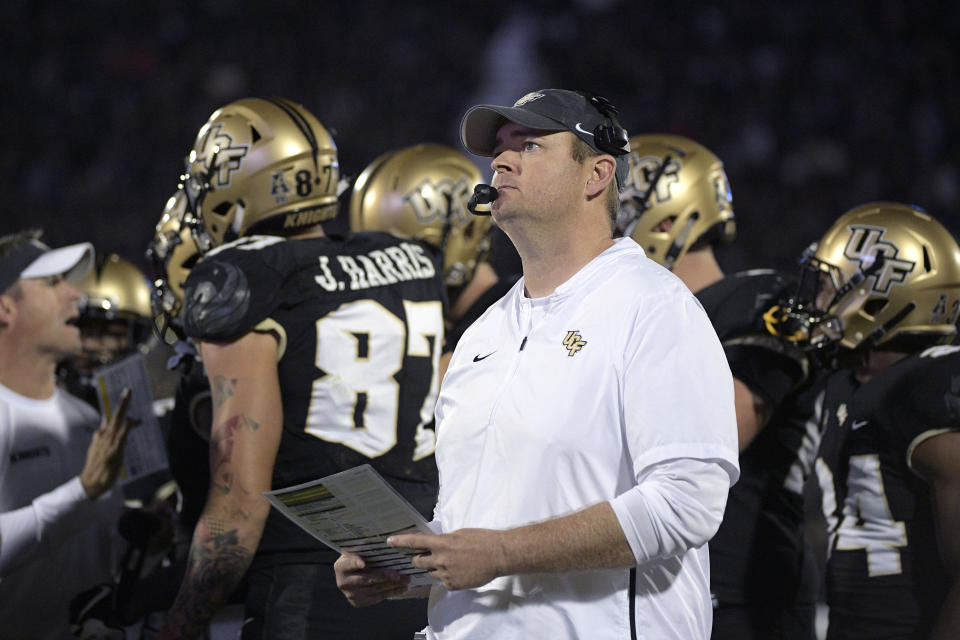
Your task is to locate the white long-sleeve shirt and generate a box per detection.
[0,383,122,640]
[428,238,739,640]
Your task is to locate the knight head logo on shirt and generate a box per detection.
[843,225,916,295]
[562,331,587,356]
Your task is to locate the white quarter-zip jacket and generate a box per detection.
[427,237,739,639]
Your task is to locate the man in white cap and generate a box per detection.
[0,229,136,640]
[335,89,739,639]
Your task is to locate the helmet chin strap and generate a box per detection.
[866,302,916,347]
[827,253,886,309]
[663,212,699,271]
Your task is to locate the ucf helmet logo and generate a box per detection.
[404,177,473,226]
[843,225,916,294]
[192,123,250,188]
[626,154,681,205]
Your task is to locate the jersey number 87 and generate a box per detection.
[305,299,443,461]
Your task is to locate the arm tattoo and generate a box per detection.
[211,375,238,409]
[165,522,253,637]
[209,414,261,495]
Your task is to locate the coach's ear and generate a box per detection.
[585,154,616,199]
[0,291,17,329]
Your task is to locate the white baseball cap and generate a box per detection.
[0,239,94,293]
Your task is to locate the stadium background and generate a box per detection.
[2,0,958,278]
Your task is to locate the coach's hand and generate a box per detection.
[388,529,507,591]
[80,387,137,499]
[334,552,411,607]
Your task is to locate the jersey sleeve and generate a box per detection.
[724,335,809,408]
[867,348,960,465]
[182,238,289,342]
[699,270,810,409]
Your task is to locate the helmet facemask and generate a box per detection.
[64,254,153,379]
[147,191,203,345]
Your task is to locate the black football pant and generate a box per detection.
[712,602,817,640]
[242,561,427,640]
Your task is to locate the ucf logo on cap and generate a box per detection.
[514,91,545,107]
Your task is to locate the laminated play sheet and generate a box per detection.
[264,464,437,588]
[94,353,169,484]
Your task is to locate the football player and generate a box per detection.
[148,190,213,532]
[784,202,960,639]
[156,98,447,639]
[617,134,821,639]
[58,252,153,406]
[348,142,507,377]
[57,250,186,636]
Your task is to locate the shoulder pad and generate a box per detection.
[698,270,796,339]
[182,238,293,341]
[183,257,253,341]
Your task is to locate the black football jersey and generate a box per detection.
[817,345,960,639]
[698,270,824,605]
[182,232,447,564]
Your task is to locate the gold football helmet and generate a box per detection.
[798,202,960,351]
[349,143,492,288]
[147,191,203,344]
[616,134,735,269]
[69,253,153,374]
[181,97,339,246]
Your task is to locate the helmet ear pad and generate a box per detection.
[349,143,493,289]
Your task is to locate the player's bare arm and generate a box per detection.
[389,502,634,591]
[159,332,282,638]
[732,377,770,451]
[912,431,960,640]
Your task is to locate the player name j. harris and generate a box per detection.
[314,242,437,292]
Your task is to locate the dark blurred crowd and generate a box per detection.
[3,2,960,638]
[2,1,957,275]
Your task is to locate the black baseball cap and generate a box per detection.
[0,238,94,294]
[460,89,630,188]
